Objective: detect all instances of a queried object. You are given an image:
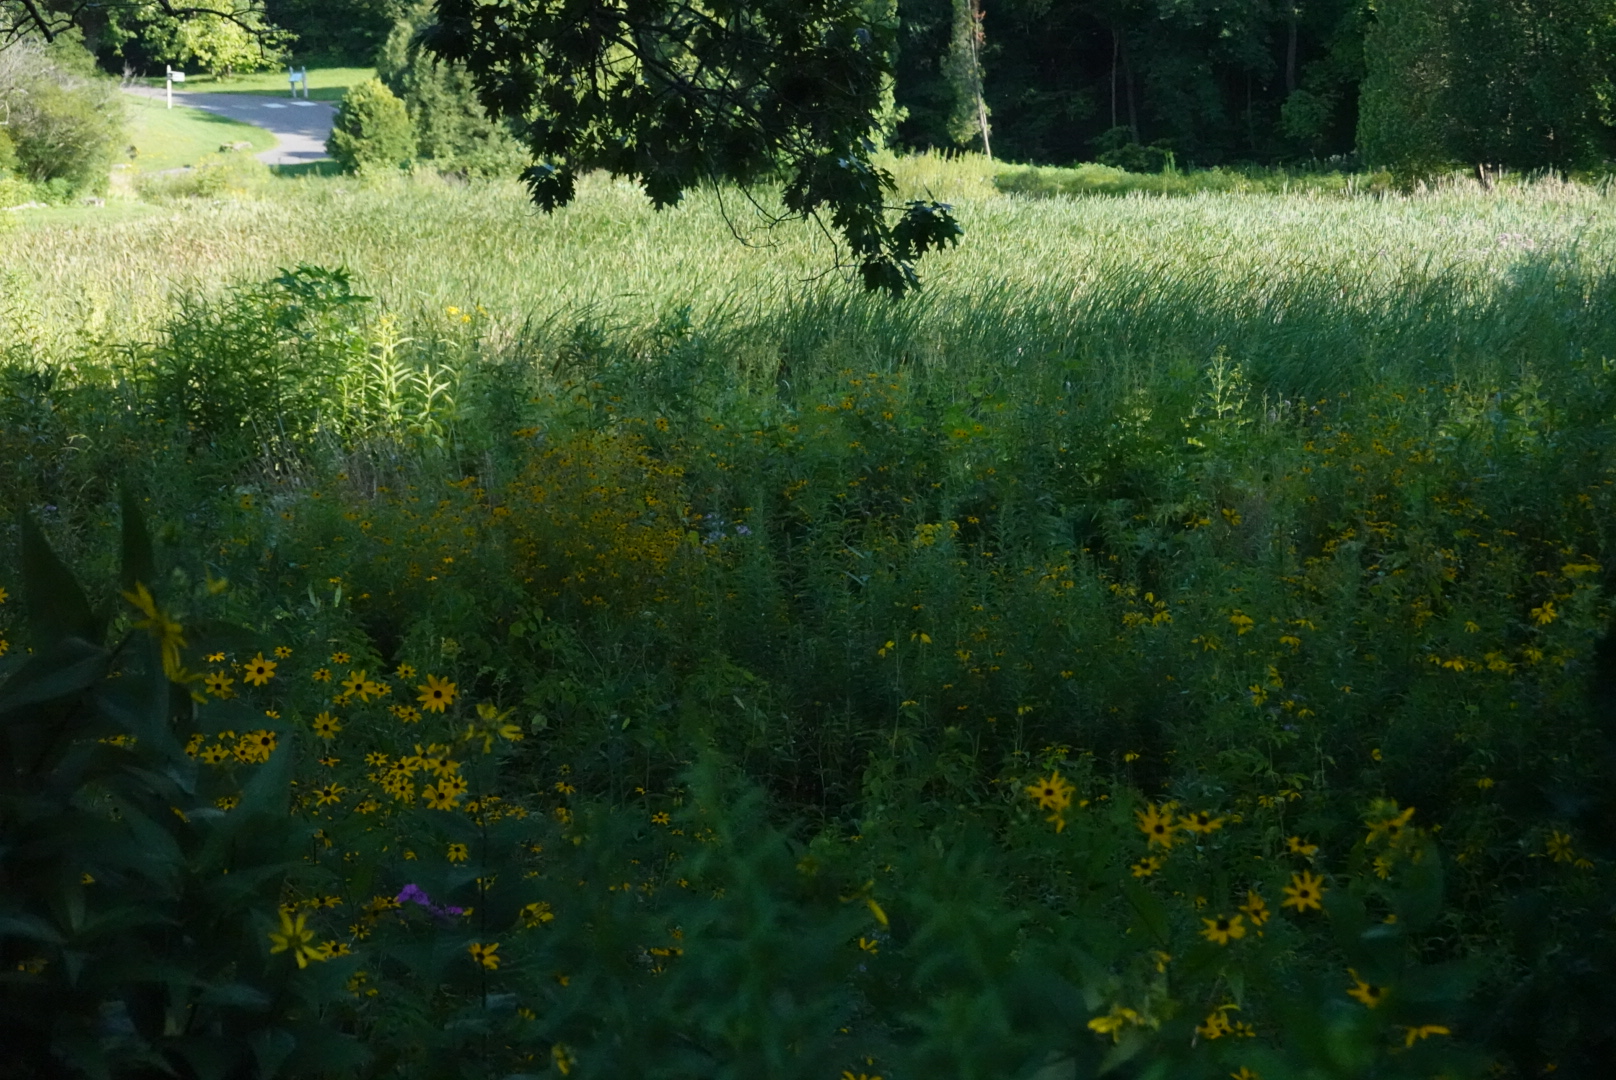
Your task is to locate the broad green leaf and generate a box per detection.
[0,636,109,718]
[118,487,156,597]
[18,512,99,647]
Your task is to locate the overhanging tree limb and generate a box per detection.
[424,0,961,295]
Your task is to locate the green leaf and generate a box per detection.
[18,512,99,648]
[118,487,156,596]
[0,636,110,719]
[1119,880,1170,946]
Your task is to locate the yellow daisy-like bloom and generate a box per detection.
[310,712,342,740]
[199,744,230,765]
[205,651,224,663]
[1546,831,1575,863]
[267,910,325,968]
[422,784,459,811]
[1239,889,1270,926]
[330,651,351,664]
[1131,856,1163,878]
[1181,810,1225,835]
[1200,914,1246,945]
[447,843,469,863]
[123,582,187,680]
[235,730,278,764]
[341,670,368,696]
[1025,772,1075,813]
[551,1044,574,1076]
[311,668,332,683]
[273,646,292,659]
[1285,835,1318,856]
[313,783,345,806]
[1365,805,1416,846]
[242,653,277,687]
[1230,1068,1261,1080]
[1282,870,1327,913]
[1136,802,1179,849]
[467,941,500,970]
[395,662,417,680]
[1346,969,1385,1008]
[651,811,671,826]
[418,674,458,713]
[392,704,422,723]
[203,671,235,698]
[438,772,470,798]
[520,901,555,927]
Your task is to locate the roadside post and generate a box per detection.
[288,67,309,99]
[165,66,185,109]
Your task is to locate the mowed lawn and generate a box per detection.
[123,92,278,173]
[133,66,376,103]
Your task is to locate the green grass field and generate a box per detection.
[123,90,278,172]
[4,162,1616,1077]
[135,66,376,102]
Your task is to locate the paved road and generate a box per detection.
[124,86,337,166]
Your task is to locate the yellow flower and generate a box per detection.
[1531,600,1558,625]
[0,586,7,603]
[1197,1006,1235,1039]
[1347,969,1385,1008]
[310,712,341,740]
[267,910,324,968]
[1239,889,1270,926]
[1365,804,1416,846]
[1402,1024,1451,1046]
[396,662,417,679]
[1546,831,1575,863]
[1136,802,1178,848]
[1025,772,1075,813]
[520,901,555,927]
[447,843,469,863]
[330,651,351,664]
[467,941,500,970]
[123,582,187,680]
[203,670,235,698]
[273,646,292,659]
[311,667,332,683]
[1131,856,1163,878]
[1282,870,1327,913]
[1230,1069,1261,1080]
[1285,835,1318,856]
[1087,1006,1143,1041]
[652,811,670,825]
[205,651,224,662]
[418,674,457,713]
[313,783,345,806]
[242,653,277,687]
[1200,914,1246,945]
[1181,810,1225,835]
[551,1044,574,1076]
[422,784,459,811]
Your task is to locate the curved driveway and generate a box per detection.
[123,86,337,166]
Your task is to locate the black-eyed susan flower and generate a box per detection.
[1086,1005,1143,1042]
[199,743,230,765]
[1365,802,1415,845]
[313,783,345,806]
[310,712,341,740]
[551,1044,573,1075]
[1025,772,1075,813]
[1239,889,1270,926]
[422,784,459,811]
[205,651,225,663]
[1181,810,1225,835]
[1282,870,1327,913]
[242,653,277,687]
[268,910,324,968]
[1200,914,1246,945]
[395,662,417,680]
[520,901,555,927]
[652,811,670,825]
[311,668,332,683]
[1547,830,1575,863]
[1136,802,1179,848]
[467,941,500,970]
[447,843,469,863]
[1131,856,1164,878]
[203,670,235,698]
[273,646,292,659]
[1285,835,1318,856]
[1346,969,1385,1007]
[330,651,351,664]
[418,674,457,712]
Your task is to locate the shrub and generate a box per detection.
[0,44,123,196]
[376,3,527,178]
[327,78,416,174]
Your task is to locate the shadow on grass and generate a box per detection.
[271,161,344,179]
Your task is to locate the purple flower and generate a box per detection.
[735,524,751,536]
[396,883,428,905]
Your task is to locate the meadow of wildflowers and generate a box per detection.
[3,170,1616,1078]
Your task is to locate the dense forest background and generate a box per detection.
[99,1,1616,175]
